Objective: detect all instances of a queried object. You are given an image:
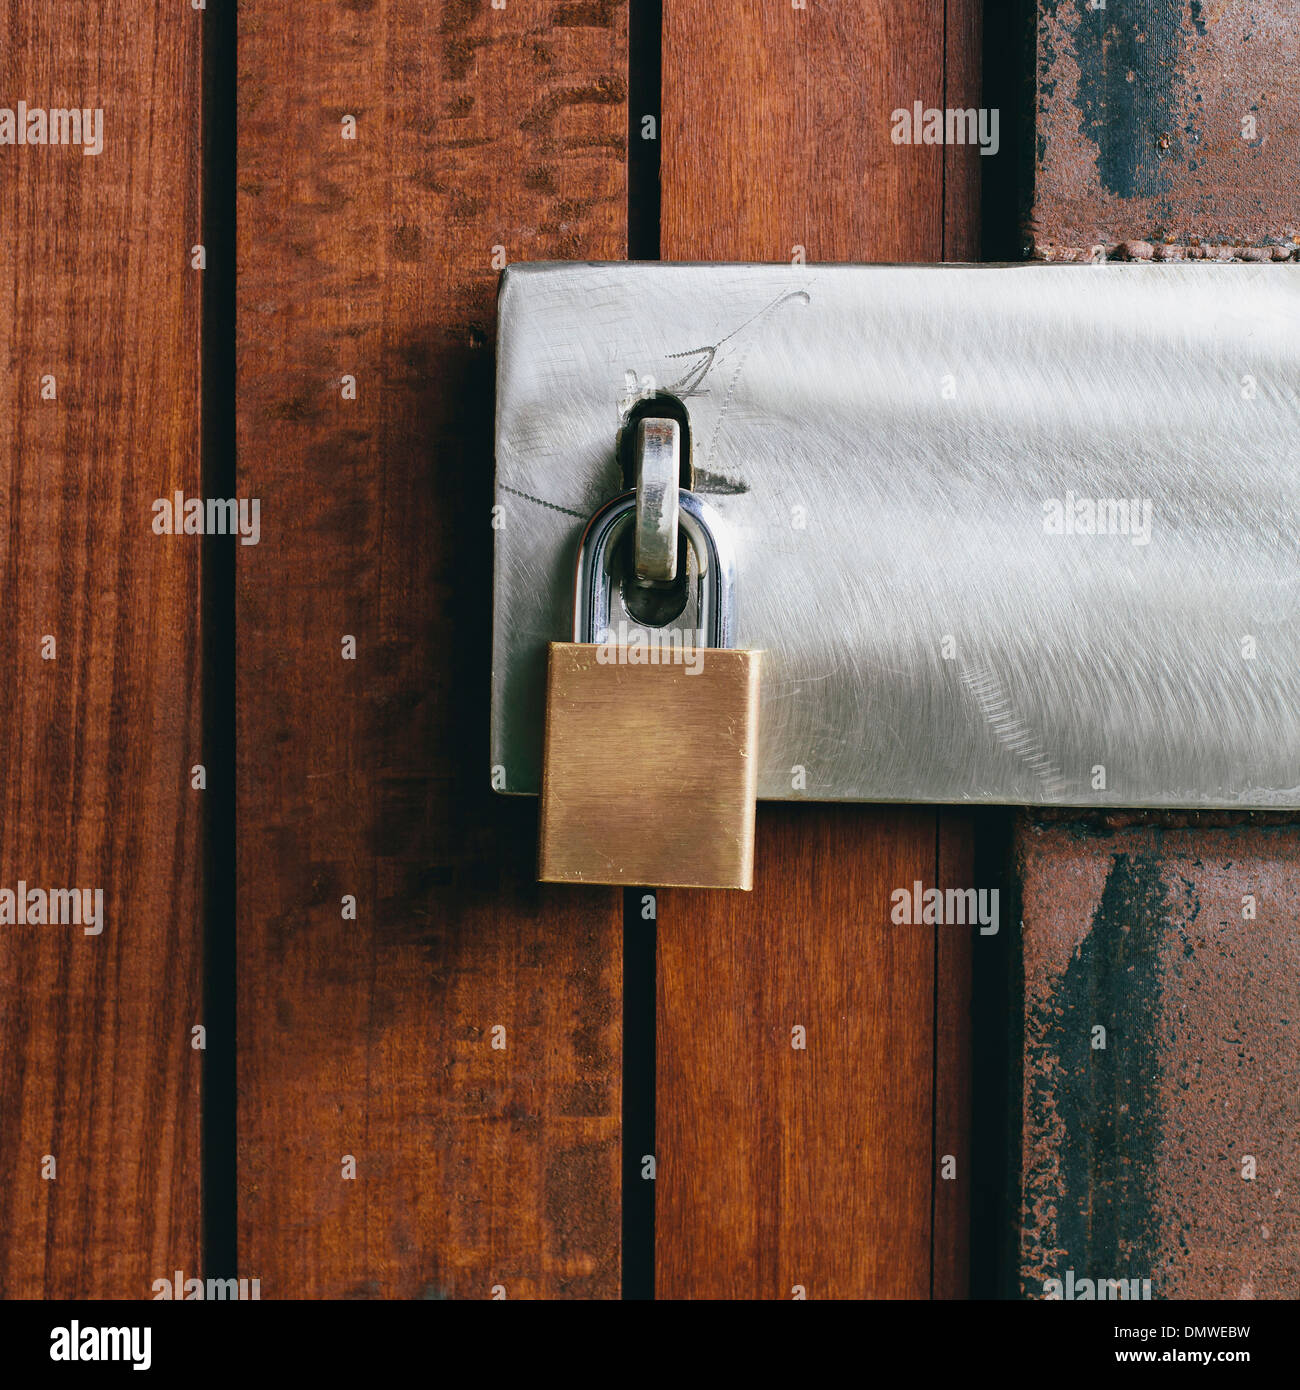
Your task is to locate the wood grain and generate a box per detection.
[934,810,975,1298]
[0,2,204,1295]
[658,808,939,1297]
[657,0,979,1298]
[663,0,955,262]
[944,0,983,260]
[235,2,627,1298]
[935,31,982,1288]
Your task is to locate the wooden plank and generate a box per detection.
[934,811,975,1299]
[934,10,982,1291]
[0,2,204,1295]
[235,3,627,1298]
[658,808,938,1298]
[943,0,983,260]
[663,1,946,262]
[657,0,979,1299]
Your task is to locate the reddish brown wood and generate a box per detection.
[657,0,979,1299]
[943,0,983,259]
[235,4,627,1297]
[659,809,939,1298]
[0,1,204,1295]
[934,811,975,1299]
[663,1,952,263]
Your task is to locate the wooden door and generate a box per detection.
[2,0,1295,1305]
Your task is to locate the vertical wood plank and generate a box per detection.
[236,2,628,1298]
[658,809,938,1298]
[657,0,978,1299]
[943,0,983,259]
[934,811,975,1298]
[662,2,946,262]
[0,2,204,1295]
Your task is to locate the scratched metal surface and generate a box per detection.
[491,262,1300,806]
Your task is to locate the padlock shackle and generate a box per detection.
[572,489,736,649]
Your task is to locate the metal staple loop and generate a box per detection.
[633,417,681,583]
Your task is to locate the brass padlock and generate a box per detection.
[538,489,760,889]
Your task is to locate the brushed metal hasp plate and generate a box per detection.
[492,262,1300,808]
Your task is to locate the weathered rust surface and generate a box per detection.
[1016,817,1300,1299]
[1031,0,1300,259]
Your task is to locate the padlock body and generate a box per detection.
[538,643,760,889]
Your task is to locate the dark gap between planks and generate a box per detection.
[621,0,663,1300]
[199,0,239,1283]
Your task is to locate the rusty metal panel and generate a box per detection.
[1015,815,1300,1299]
[1032,0,1300,260]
